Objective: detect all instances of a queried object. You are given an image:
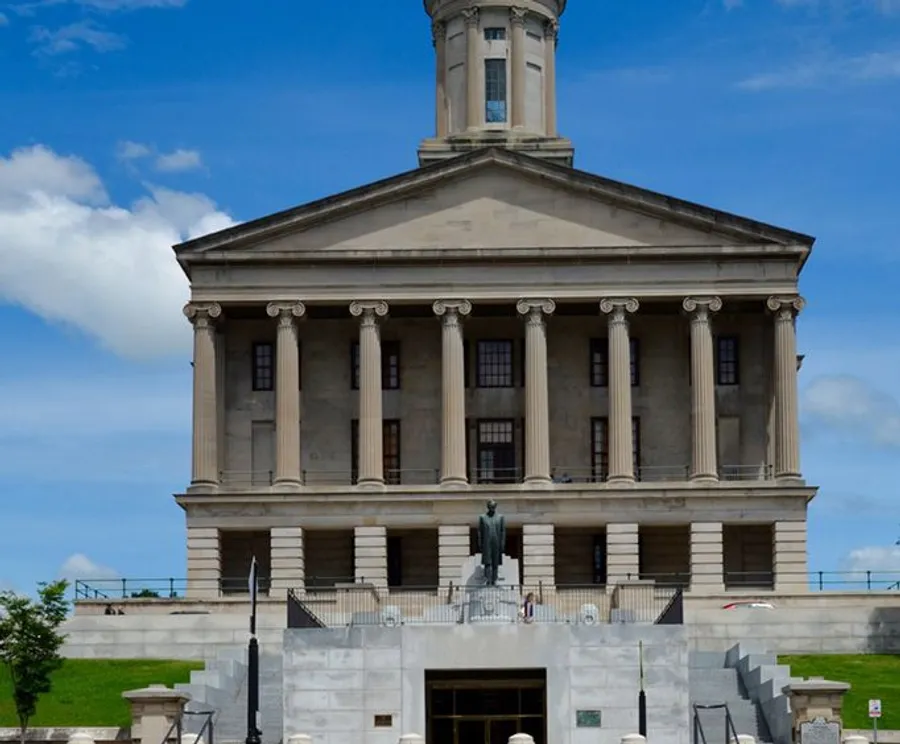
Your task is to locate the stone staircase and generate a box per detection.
[689,651,771,744]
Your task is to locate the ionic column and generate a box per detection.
[350,301,389,487]
[266,302,305,489]
[517,299,555,484]
[683,297,722,482]
[543,20,559,136]
[183,302,222,490]
[767,296,805,479]
[433,300,472,487]
[600,298,639,484]
[510,7,527,129]
[432,20,449,137]
[463,7,480,130]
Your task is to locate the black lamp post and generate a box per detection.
[245,556,262,744]
[638,640,647,737]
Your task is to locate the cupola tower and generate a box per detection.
[418,0,574,167]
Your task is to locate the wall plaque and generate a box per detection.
[576,710,602,728]
[800,717,840,744]
[374,715,393,728]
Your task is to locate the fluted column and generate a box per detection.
[767,296,805,480]
[683,297,722,482]
[432,20,449,138]
[183,302,222,490]
[350,301,389,488]
[600,298,639,484]
[266,302,305,489]
[510,7,527,129]
[517,298,555,484]
[543,20,558,136]
[433,300,472,487]
[463,7,480,130]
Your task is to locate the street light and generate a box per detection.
[245,556,261,744]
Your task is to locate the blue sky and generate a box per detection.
[0,0,899,594]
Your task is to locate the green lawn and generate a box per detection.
[0,659,203,728]
[780,655,900,730]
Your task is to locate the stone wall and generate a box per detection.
[282,624,689,744]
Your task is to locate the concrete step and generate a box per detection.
[690,651,728,669]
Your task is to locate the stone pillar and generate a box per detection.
[186,527,220,599]
[355,526,388,588]
[543,20,558,136]
[517,299,555,484]
[683,297,722,482]
[510,7,526,128]
[782,680,851,744]
[606,523,640,584]
[439,525,470,587]
[463,7,480,130]
[522,525,554,587]
[266,302,305,490]
[183,302,221,490]
[600,298,639,484]
[122,685,191,744]
[767,296,805,480]
[270,526,304,596]
[433,21,449,138]
[350,301,389,488]
[690,522,724,593]
[773,520,808,592]
[434,300,472,487]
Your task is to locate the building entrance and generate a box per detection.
[426,669,546,744]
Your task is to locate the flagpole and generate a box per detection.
[246,556,261,744]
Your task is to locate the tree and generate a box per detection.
[0,581,69,744]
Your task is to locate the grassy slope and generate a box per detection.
[780,655,900,730]
[0,659,203,728]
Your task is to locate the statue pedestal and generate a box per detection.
[460,553,521,624]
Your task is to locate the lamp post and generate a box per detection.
[638,640,647,737]
[245,556,261,744]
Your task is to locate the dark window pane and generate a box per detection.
[591,417,608,482]
[716,336,740,385]
[476,340,514,387]
[630,337,640,387]
[476,419,516,483]
[384,420,401,484]
[252,342,274,391]
[485,59,508,122]
[590,338,608,387]
[484,27,506,40]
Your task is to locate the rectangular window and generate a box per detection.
[252,342,274,391]
[591,417,641,481]
[351,341,401,390]
[484,27,506,40]
[716,336,740,386]
[475,419,516,483]
[593,534,607,585]
[387,536,403,587]
[588,338,640,387]
[476,339,514,387]
[484,58,508,123]
[351,419,401,485]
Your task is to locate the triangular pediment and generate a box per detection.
[176,149,813,266]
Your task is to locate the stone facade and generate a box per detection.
[171,0,816,603]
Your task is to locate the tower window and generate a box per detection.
[484,27,506,40]
[484,59,507,123]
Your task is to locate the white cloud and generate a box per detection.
[0,145,235,358]
[116,140,152,161]
[739,49,900,90]
[155,148,202,173]
[0,11,9,25]
[59,553,119,581]
[842,546,900,573]
[802,375,900,448]
[30,20,127,55]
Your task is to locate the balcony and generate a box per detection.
[216,464,775,490]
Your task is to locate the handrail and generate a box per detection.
[693,703,739,744]
[160,709,215,744]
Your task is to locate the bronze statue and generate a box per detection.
[477,499,506,586]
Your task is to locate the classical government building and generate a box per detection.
[174,0,815,606]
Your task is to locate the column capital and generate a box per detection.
[461,7,479,26]
[600,297,639,322]
[183,302,222,327]
[350,300,389,326]
[682,296,723,320]
[433,299,472,320]
[510,7,527,26]
[543,18,559,41]
[431,19,446,46]
[266,301,306,326]
[516,298,556,323]
[767,295,806,320]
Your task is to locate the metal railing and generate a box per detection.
[219,463,775,488]
[73,576,272,601]
[693,703,740,744]
[162,710,214,744]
